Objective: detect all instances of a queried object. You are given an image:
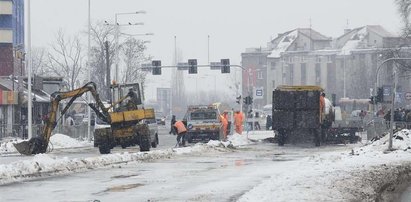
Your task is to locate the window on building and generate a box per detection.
[316,56,321,63]
[327,55,333,63]
[289,64,294,85]
[315,63,321,85]
[301,63,306,85]
[271,62,276,70]
[257,71,263,80]
[301,56,306,62]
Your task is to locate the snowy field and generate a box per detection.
[1,130,411,201]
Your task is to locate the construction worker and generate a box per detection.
[174,120,187,147]
[219,113,228,141]
[234,110,244,134]
[320,92,326,122]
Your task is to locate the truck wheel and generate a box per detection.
[278,133,285,146]
[98,144,111,154]
[151,133,158,148]
[187,134,193,143]
[277,130,286,146]
[314,129,321,147]
[139,132,151,152]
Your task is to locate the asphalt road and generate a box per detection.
[0,139,354,201]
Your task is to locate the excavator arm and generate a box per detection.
[14,82,115,155]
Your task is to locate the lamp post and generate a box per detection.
[374,57,411,151]
[26,0,33,139]
[113,11,146,82]
[87,0,92,142]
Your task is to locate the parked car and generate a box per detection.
[156,116,166,125]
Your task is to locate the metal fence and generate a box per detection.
[0,123,93,140]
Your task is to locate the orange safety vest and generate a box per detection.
[174,121,187,134]
[234,112,243,126]
[320,95,325,113]
[220,115,228,126]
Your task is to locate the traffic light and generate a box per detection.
[369,96,375,104]
[236,95,241,104]
[376,87,384,103]
[243,96,253,105]
[152,60,162,75]
[221,59,230,73]
[188,59,197,74]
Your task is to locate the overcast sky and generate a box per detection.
[30,0,401,100]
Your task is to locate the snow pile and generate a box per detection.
[0,135,239,185]
[0,150,175,185]
[363,130,411,151]
[0,134,92,155]
[0,138,20,154]
[49,133,92,149]
[237,129,411,201]
[228,133,252,146]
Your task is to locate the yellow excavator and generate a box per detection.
[14,81,154,155]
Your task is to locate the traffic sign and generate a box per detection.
[254,87,263,100]
[405,92,411,100]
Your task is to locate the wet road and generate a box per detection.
[0,141,352,202]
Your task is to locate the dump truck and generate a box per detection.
[14,81,155,155]
[272,85,333,146]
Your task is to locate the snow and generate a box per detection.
[1,130,411,201]
[0,133,92,155]
[269,30,298,58]
[340,27,367,55]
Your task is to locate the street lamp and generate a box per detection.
[374,57,411,151]
[112,11,146,82]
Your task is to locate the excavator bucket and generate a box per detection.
[13,137,48,155]
[13,141,34,155]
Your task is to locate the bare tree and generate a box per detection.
[395,0,411,36]
[31,47,48,76]
[88,22,116,100]
[120,37,151,85]
[46,30,84,90]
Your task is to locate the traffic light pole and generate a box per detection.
[374,57,411,151]
[147,63,251,134]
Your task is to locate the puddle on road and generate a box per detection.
[93,183,144,195]
[111,173,140,179]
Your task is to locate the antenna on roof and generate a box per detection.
[344,19,351,34]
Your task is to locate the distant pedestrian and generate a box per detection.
[266,115,272,130]
[169,115,177,135]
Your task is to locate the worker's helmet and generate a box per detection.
[321,92,325,96]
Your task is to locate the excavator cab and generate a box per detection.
[111,83,142,111]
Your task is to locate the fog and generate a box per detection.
[30,0,401,101]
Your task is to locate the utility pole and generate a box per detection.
[105,41,111,102]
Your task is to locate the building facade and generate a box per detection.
[242,25,411,109]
